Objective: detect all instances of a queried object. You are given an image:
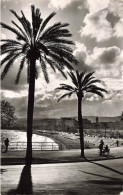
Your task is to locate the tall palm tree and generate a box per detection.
[0,5,78,164]
[56,70,107,157]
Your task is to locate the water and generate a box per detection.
[1,130,59,151]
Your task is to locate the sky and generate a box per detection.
[1,0,123,118]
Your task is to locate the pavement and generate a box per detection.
[1,146,123,165]
[1,159,123,195]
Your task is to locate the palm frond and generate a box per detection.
[1,48,22,55]
[47,43,73,53]
[38,42,49,55]
[15,56,26,84]
[67,71,78,87]
[76,70,85,86]
[38,12,56,38]
[1,42,22,55]
[82,71,95,87]
[0,39,22,45]
[48,46,76,64]
[41,28,72,41]
[1,53,21,80]
[40,57,49,83]
[1,52,16,66]
[10,9,32,41]
[45,57,67,79]
[39,22,61,40]
[86,89,105,98]
[55,64,67,79]
[83,79,101,89]
[0,22,27,42]
[48,52,73,70]
[57,91,74,102]
[45,58,56,72]
[11,20,29,42]
[56,84,75,91]
[31,5,42,39]
[46,38,74,45]
[39,22,69,40]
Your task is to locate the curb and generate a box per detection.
[1,156,123,165]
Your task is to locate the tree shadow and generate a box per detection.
[84,157,123,176]
[81,170,123,184]
[82,158,123,193]
[7,165,33,194]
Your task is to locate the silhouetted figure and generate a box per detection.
[4,138,9,153]
[99,139,104,155]
[116,140,119,147]
[102,145,110,155]
[104,145,109,152]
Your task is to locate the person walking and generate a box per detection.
[4,138,9,153]
[116,140,119,147]
[99,139,104,155]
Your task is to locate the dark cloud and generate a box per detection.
[99,47,120,65]
[106,11,120,28]
[1,62,28,91]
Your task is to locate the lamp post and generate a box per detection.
[104,123,107,138]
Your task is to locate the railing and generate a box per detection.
[1,142,59,151]
[1,142,81,151]
[65,143,80,149]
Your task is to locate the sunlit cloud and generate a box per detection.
[48,0,76,10]
[80,0,123,42]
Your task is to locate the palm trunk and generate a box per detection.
[78,96,84,157]
[25,59,36,165]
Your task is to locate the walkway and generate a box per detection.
[1,147,123,165]
[1,159,123,195]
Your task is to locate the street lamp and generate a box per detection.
[104,123,107,138]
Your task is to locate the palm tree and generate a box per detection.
[56,70,107,157]
[0,5,78,164]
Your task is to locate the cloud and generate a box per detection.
[86,46,123,79]
[48,0,78,10]
[73,42,123,79]
[102,78,123,91]
[99,47,120,64]
[86,0,109,13]
[80,10,112,42]
[114,18,123,38]
[80,0,123,42]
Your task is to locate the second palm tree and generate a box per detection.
[56,70,107,157]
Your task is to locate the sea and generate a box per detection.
[1,129,59,151]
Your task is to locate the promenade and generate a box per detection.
[1,159,123,195]
[1,147,123,165]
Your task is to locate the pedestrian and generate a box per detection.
[116,140,119,147]
[104,145,109,153]
[4,138,9,153]
[103,145,110,155]
[99,139,104,155]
